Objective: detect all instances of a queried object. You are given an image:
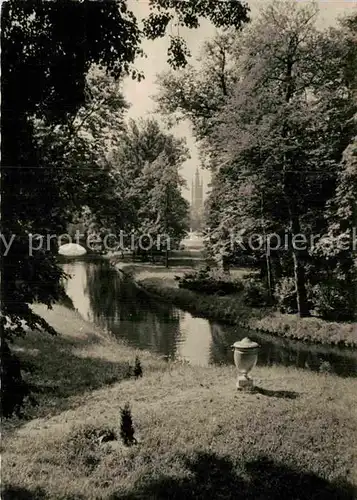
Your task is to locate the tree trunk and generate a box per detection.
[290,213,310,317]
[271,253,283,282]
[281,48,310,317]
[222,256,230,274]
[164,187,170,268]
[265,252,273,301]
[292,248,309,317]
[1,341,29,418]
[261,194,273,299]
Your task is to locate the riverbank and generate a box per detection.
[114,262,357,348]
[2,303,357,499]
[4,304,165,424]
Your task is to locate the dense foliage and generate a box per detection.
[111,118,190,261]
[177,267,244,295]
[157,0,357,319]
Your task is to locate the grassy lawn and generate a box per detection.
[3,304,165,425]
[2,303,357,499]
[115,263,357,347]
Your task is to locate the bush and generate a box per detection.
[63,424,116,471]
[242,278,271,308]
[275,277,298,314]
[133,356,143,378]
[120,402,136,446]
[177,266,244,296]
[310,281,356,321]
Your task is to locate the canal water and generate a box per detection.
[61,256,357,377]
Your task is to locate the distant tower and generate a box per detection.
[190,167,204,231]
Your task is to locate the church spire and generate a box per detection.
[191,167,203,232]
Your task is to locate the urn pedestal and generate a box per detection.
[232,338,260,390]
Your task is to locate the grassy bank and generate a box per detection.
[115,262,357,348]
[3,304,165,425]
[2,303,357,499]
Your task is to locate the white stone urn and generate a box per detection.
[232,337,260,390]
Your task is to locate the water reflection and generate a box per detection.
[177,314,212,365]
[63,258,181,359]
[208,323,357,377]
[61,257,357,377]
[63,260,92,322]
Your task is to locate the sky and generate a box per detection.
[122,0,357,203]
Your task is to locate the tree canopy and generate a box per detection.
[156,0,357,318]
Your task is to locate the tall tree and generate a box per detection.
[213,1,356,316]
[139,153,189,265]
[112,118,189,259]
[310,137,357,319]
[156,30,238,144]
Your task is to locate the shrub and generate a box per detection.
[120,402,136,446]
[63,424,115,471]
[310,281,356,321]
[133,356,143,378]
[177,266,244,296]
[242,278,271,308]
[275,277,298,314]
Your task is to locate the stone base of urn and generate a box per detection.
[236,375,254,390]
